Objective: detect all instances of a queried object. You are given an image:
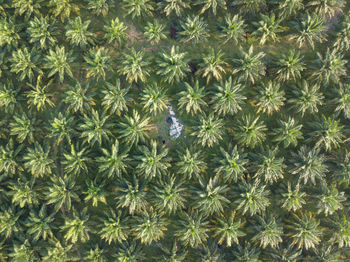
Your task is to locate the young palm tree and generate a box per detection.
[84,47,111,81]
[0,139,23,177]
[48,0,79,22]
[333,17,350,51]
[134,140,170,180]
[199,242,223,262]
[255,81,285,115]
[191,114,224,148]
[122,0,154,18]
[23,142,54,177]
[230,243,260,261]
[232,0,267,14]
[286,212,322,250]
[11,0,42,20]
[220,14,246,44]
[0,207,22,239]
[27,16,57,49]
[10,113,41,144]
[79,109,113,146]
[159,241,187,262]
[233,114,267,148]
[175,211,209,248]
[307,0,345,19]
[97,140,130,179]
[42,241,75,262]
[26,205,55,241]
[144,20,167,44]
[334,84,350,119]
[84,179,108,207]
[0,19,20,50]
[231,45,266,84]
[176,147,207,180]
[280,183,306,212]
[61,208,91,243]
[118,49,150,84]
[65,17,94,47]
[113,242,145,262]
[290,12,326,49]
[133,208,168,245]
[26,76,54,111]
[213,144,248,182]
[87,0,111,16]
[291,146,328,185]
[233,180,270,216]
[48,112,75,146]
[10,47,41,82]
[8,177,39,208]
[64,81,96,113]
[101,80,131,115]
[141,83,169,115]
[84,246,107,262]
[273,117,303,148]
[273,49,305,82]
[151,175,187,214]
[156,46,190,84]
[115,175,148,215]
[9,239,38,262]
[277,0,304,18]
[289,80,324,116]
[329,214,350,248]
[162,0,189,16]
[316,185,346,216]
[44,46,75,83]
[180,16,209,43]
[63,143,91,177]
[118,110,152,146]
[309,115,344,152]
[212,211,245,247]
[267,245,302,261]
[198,48,228,84]
[191,176,229,216]
[103,17,128,45]
[99,210,129,244]
[0,81,20,113]
[178,80,207,115]
[252,13,284,45]
[252,215,283,249]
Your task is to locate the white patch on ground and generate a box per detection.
[168,105,183,139]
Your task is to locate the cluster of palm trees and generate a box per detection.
[0,0,350,261]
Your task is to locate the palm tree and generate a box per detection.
[309,115,344,152]
[198,48,228,83]
[151,175,187,214]
[267,245,302,261]
[176,147,207,180]
[286,212,322,250]
[42,241,76,262]
[144,20,167,44]
[64,81,96,113]
[232,0,267,14]
[334,84,350,119]
[113,242,145,262]
[291,146,328,185]
[212,211,245,247]
[118,110,152,146]
[10,113,41,144]
[312,48,347,85]
[84,47,111,81]
[9,239,38,262]
[0,81,20,113]
[61,208,91,243]
[252,13,284,45]
[280,183,306,212]
[162,0,189,16]
[230,243,260,261]
[8,177,39,208]
[159,241,187,262]
[118,49,150,84]
[48,0,79,22]
[191,114,224,148]
[26,76,54,111]
[10,47,41,82]
[133,208,168,245]
[277,0,304,18]
[192,176,229,216]
[83,179,108,207]
[233,114,267,148]
[252,215,283,249]
[103,17,128,45]
[99,210,129,244]
[231,45,266,84]
[134,140,170,180]
[0,19,20,50]
[306,0,345,19]
[289,80,324,116]
[48,112,75,145]
[63,143,91,176]
[97,140,130,179]
[84,246,107,262]
[11,0,42,20]
[178,80,207,115]
[199,242,223,262]
[141,83,169,115]
[333,17,350,51]
[122,0,154,18]
[87,0,111,16]
[23,142,54,177]
[180,16,209,43]
[115,176,148,215]
[101,80,131,115]
[79,109,113,146]
[44,46,75,83]
[0,207,22,239]
[219,14,246,44]
[27,16,57,49]
[290,12,326,49]
[196,0,226,15]
[26,205,55,241]
[273,117,303,148]
[329,213,350,248]
[255,81,285,115]
[0,139,23,176]
[316,184,346,216]
[46,175,80,212]
[175,211,209,248]
[65,17,94,47]
[273,49,305,82]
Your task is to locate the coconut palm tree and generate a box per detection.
[273,117,303,148]
[176,147,207,180]
[134,140,170,180]
[144,20,167,44]
[306,0,345,19]
[0,139,23,176]
[27,16,57,49]
[48,112,75,146]
[26,76,54,111]
[8,176,39,208]
[178,80,207,115]
[252,13,284,45]
[65,17,94,47]
[220,14,246,44]
[156,46,190,84]
[101,80,131,115]
[273,49,305,82]
[141,83,169,115]
[99,210,129,244]
[280,183,306,212]
[26,205,55,241]
[87,0,111,16]
[10,47,41,82]
[175,211,209,248]
[84,47,111,81]
[233,114,267,148]
[44,46,75,83]
[118,49,150,84]
[23,142,54,177]
[255,81,285,115]
[180,16,209,43]
[162,0,189,16]
[0,81,20,113]
[103,17,128,45]
[198,48,228,84]
[63,143,91,177]
[0,19,20,50]
[48,0,79,22]
[61,208,91,244]
[191,114,224,148]
[113,242,144,262]
[83,179,108,207]
[122,0,154,18]
[10,113,41,144]
[316,184,346,216]
[252,215,283,249]
[231,45,266,84]
[286,212,322,250]
[196,0,226,15]
[0,207,23,239]
[64,81,96,113]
